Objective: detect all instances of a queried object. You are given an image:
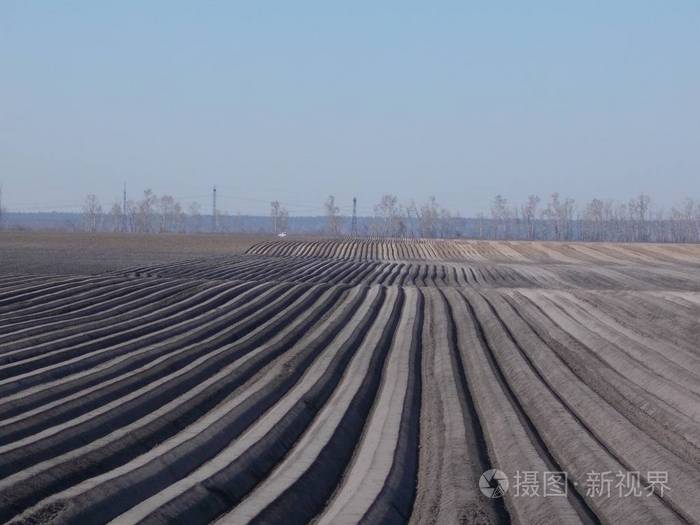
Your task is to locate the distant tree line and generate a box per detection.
[81,190,244,234]
[347,192,700,243]
[484,192,700,243]
[365,194,461,238]
[72,191,700,243]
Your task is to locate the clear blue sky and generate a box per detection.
[1,1,699,216]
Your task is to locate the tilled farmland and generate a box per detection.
[0,238,699,524]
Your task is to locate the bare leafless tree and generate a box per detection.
[412,196,457,238]
[541,193,575,240]
[173,202,186,232]
[491,194,509,239]
[135,189,157,233]
[521,194,540,240]
[270,201,289,234]
[373,194,402,237]
[270,201,281,234]
[324,195,341,236]
[671,197,700,242]
[125,200,138,233]
[418,196,439,238]
[582,198,604,241]
[157,195,177,233]
[108,202,123,232]
[82,194,103,232]
[559,195,576,240]
[627,193,652,241]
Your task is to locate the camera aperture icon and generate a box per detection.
[480,469,509,499]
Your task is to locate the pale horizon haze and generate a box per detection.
[1,1,699,216]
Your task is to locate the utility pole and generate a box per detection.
[351,197,358,237]
[122,182,127,232]
[212,185,217,232]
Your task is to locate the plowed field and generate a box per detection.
[1,238,699,524]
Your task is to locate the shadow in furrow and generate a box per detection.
[0,285,316,444]
[8,286,368,524]
[128,287,398,525]
[459,290,599,525]
[360,289,424,524]
[0,282,265,376]
[438,289,509,525]
[247,288,404,525]
[0,281,197,345]
[0,283,289,398]
[0,284,319,496]
[0,280,188,330]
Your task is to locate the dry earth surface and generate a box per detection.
[0,234,699,524]
[0,232,268,275]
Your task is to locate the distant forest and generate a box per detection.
[2,191,700,243]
